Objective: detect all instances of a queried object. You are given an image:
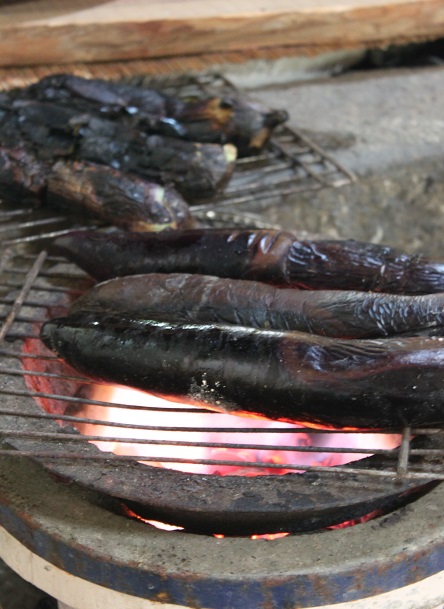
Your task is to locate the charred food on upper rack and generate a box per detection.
[20,73,289,156]
[0,74,287,230]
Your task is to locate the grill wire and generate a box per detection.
[0,72,441,485]
[0,218,442,483]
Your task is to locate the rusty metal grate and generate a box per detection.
[126,73,357,217]
[0,223,442,484]
[0,72,441,533]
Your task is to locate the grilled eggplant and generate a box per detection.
[0,147,193,231]
[21,73,288,156]
[0,100,237,200]
[53,228,444,294]
[71,273,444,339]
[47,161,194,231]
[40,311,444,429]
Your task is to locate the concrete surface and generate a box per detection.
[243,65,444,256]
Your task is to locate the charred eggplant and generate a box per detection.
[40,311,444,429]
[71,273,444,339]
[53,228,444,294]
[21,73,288,156]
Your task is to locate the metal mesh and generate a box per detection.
[0,226,442,483]
[0,72,441,485]
[126,73,357,218]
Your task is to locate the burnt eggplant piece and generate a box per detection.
[22,74,288,155]
[53,228,444,294]
[23,73,184,119]
[0,100,237,200]
[40,311,444,429]
[0,146,47,205]
[0,99,84,159]
[75,116,237,199]
[172,95,288,156]
[47,161,194,231]
[0,147,192,231]
[71,273,444,339]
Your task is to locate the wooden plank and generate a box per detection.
[0,0,444,68]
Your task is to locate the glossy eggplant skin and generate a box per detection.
[40,311,444,429]
[53,228,444,294]
[52,228,292,282]
[71,273,444,339]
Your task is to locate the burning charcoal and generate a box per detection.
[40,310,444,430]
[52,228,444,294]
[69,273,444,339]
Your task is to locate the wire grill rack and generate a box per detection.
[0,217,442,485]
[0,73,442,529]
[127,73,357,218]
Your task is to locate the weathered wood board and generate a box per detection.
[1,0,444,67]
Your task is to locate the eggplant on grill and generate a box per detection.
[0,99,238,201]
[71,273,444,339]
[0,147,194,232]
[40,310,444,430]
[0,73,288,230]
[44,230,444,430]
[53,228,444,294]
[19,73,288,156]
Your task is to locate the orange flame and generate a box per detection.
[74,384,401,477]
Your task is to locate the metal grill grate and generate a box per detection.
[0,227,442,484]
[126,73,357,218]
[0,73,441,535]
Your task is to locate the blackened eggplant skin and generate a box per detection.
[24,73,184,119]
[0,146,47,205]
[0,147,193,232]
[47,161,194,232]
[23,74,288,156]
[75,119,238,200]
[71,273,444,339]
[173,95,288,156]
[40,311,444,429]
[0,99,238,201]
[53,228,444,294]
